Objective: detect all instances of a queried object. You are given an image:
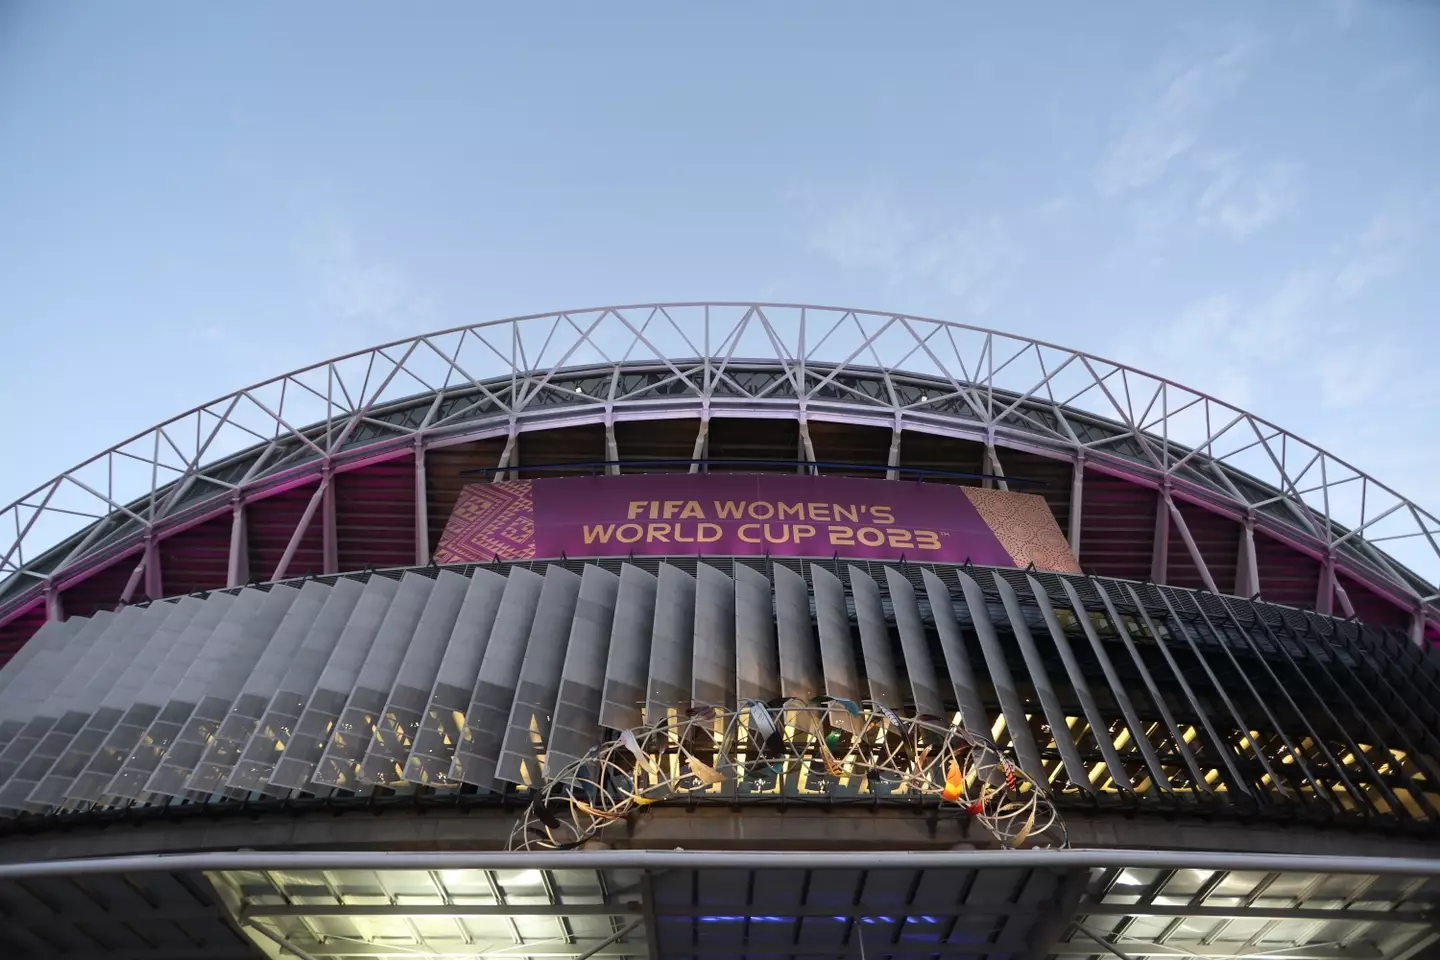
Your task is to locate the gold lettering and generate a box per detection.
[834,504,858,522]
[870,505,895,523]
[793,524,817,543]
[680,500,704,519]
[627,502,647,520]
[747,501,775,520]
[828,525,855,546]
[856,526,885,547]
[697,522,722,542]
[887,528,913,549]
[647,523,672,542]
[616,523,645,544]
[583,524,616,544]
[915,529,942,550]
[777,502,804,520]
[714,500,746,519]
[807,502,831,521]
[763,523,791,544]
[674,523,695,543]
[738,523,762,543]
[663,500,684,519]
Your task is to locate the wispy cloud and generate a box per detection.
[1194,153,1302,239]
[788,182,1029,315]
[1095,37,1257,198]
[1336,199,1436,298]
[1324,0,1360,29]
[1128,270,1329,409]
[1097,35,1305,254]
[294,223,435,337]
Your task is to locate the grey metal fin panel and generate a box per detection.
[144,585,300,798]
[691,563,736,710]
[226,577,365,794]
[882,567,944,719]
[733,563,781,705]
[107,587,271,800]
[63,596,208,805]
[954,570,1044,779]
[1082,580,1214,794]
[359,570,471,785]
[921,569,989,734]
[184,580,331,797]
[1053,578,1171,794]
[268,575,400,792]
[645,564,696,723]
[544,565,621,776]
[811,564,862,706]
[496,565,584,787]
[598,564,657,731]
[921,569,990,736]
[848,565,902,709]
[448,566,545,788]
[1025,575,1133,793]
[0,606,144,809]
[0,616,78,702]
[1134,584,1279,796]
[0,610,113,782]
[991,571,1091,795]
[32,600,197,809]
[312,572,435,789]
[403,568,507,786]
[19,602,173,811]
[0,616,86,757]
[774,563,821,702]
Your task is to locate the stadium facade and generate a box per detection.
[0,304,1437,960]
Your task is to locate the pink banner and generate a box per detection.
[433,474,1079,572]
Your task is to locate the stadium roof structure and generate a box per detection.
[2,303,1438,649]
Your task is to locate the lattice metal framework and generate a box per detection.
[2,304,1437,633]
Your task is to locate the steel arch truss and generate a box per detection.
[2,304,1437,630]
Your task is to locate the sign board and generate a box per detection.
[434,474,1079,573]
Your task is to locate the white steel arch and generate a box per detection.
[1,303,1436,630]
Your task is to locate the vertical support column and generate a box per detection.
[1409,610,1425,647]
[885,418,902,481]
[413,438,430,567]
[1316,550,1336,616]
[227,495,249,588]
[44,581,63,623]
[1150,485,1170,584]
[1068,454,1085,561]
[1234,513,1261,598]
[142,532,162,601]
[604,412,620,476]
[321,465,338,575]
[688,411,710,475]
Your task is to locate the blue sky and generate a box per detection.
[1,1,1437,518]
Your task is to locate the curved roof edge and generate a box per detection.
[2,303,1437,629]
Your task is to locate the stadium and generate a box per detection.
[0,303,1437,960]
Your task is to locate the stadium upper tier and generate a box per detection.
[1,303,1437,653]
